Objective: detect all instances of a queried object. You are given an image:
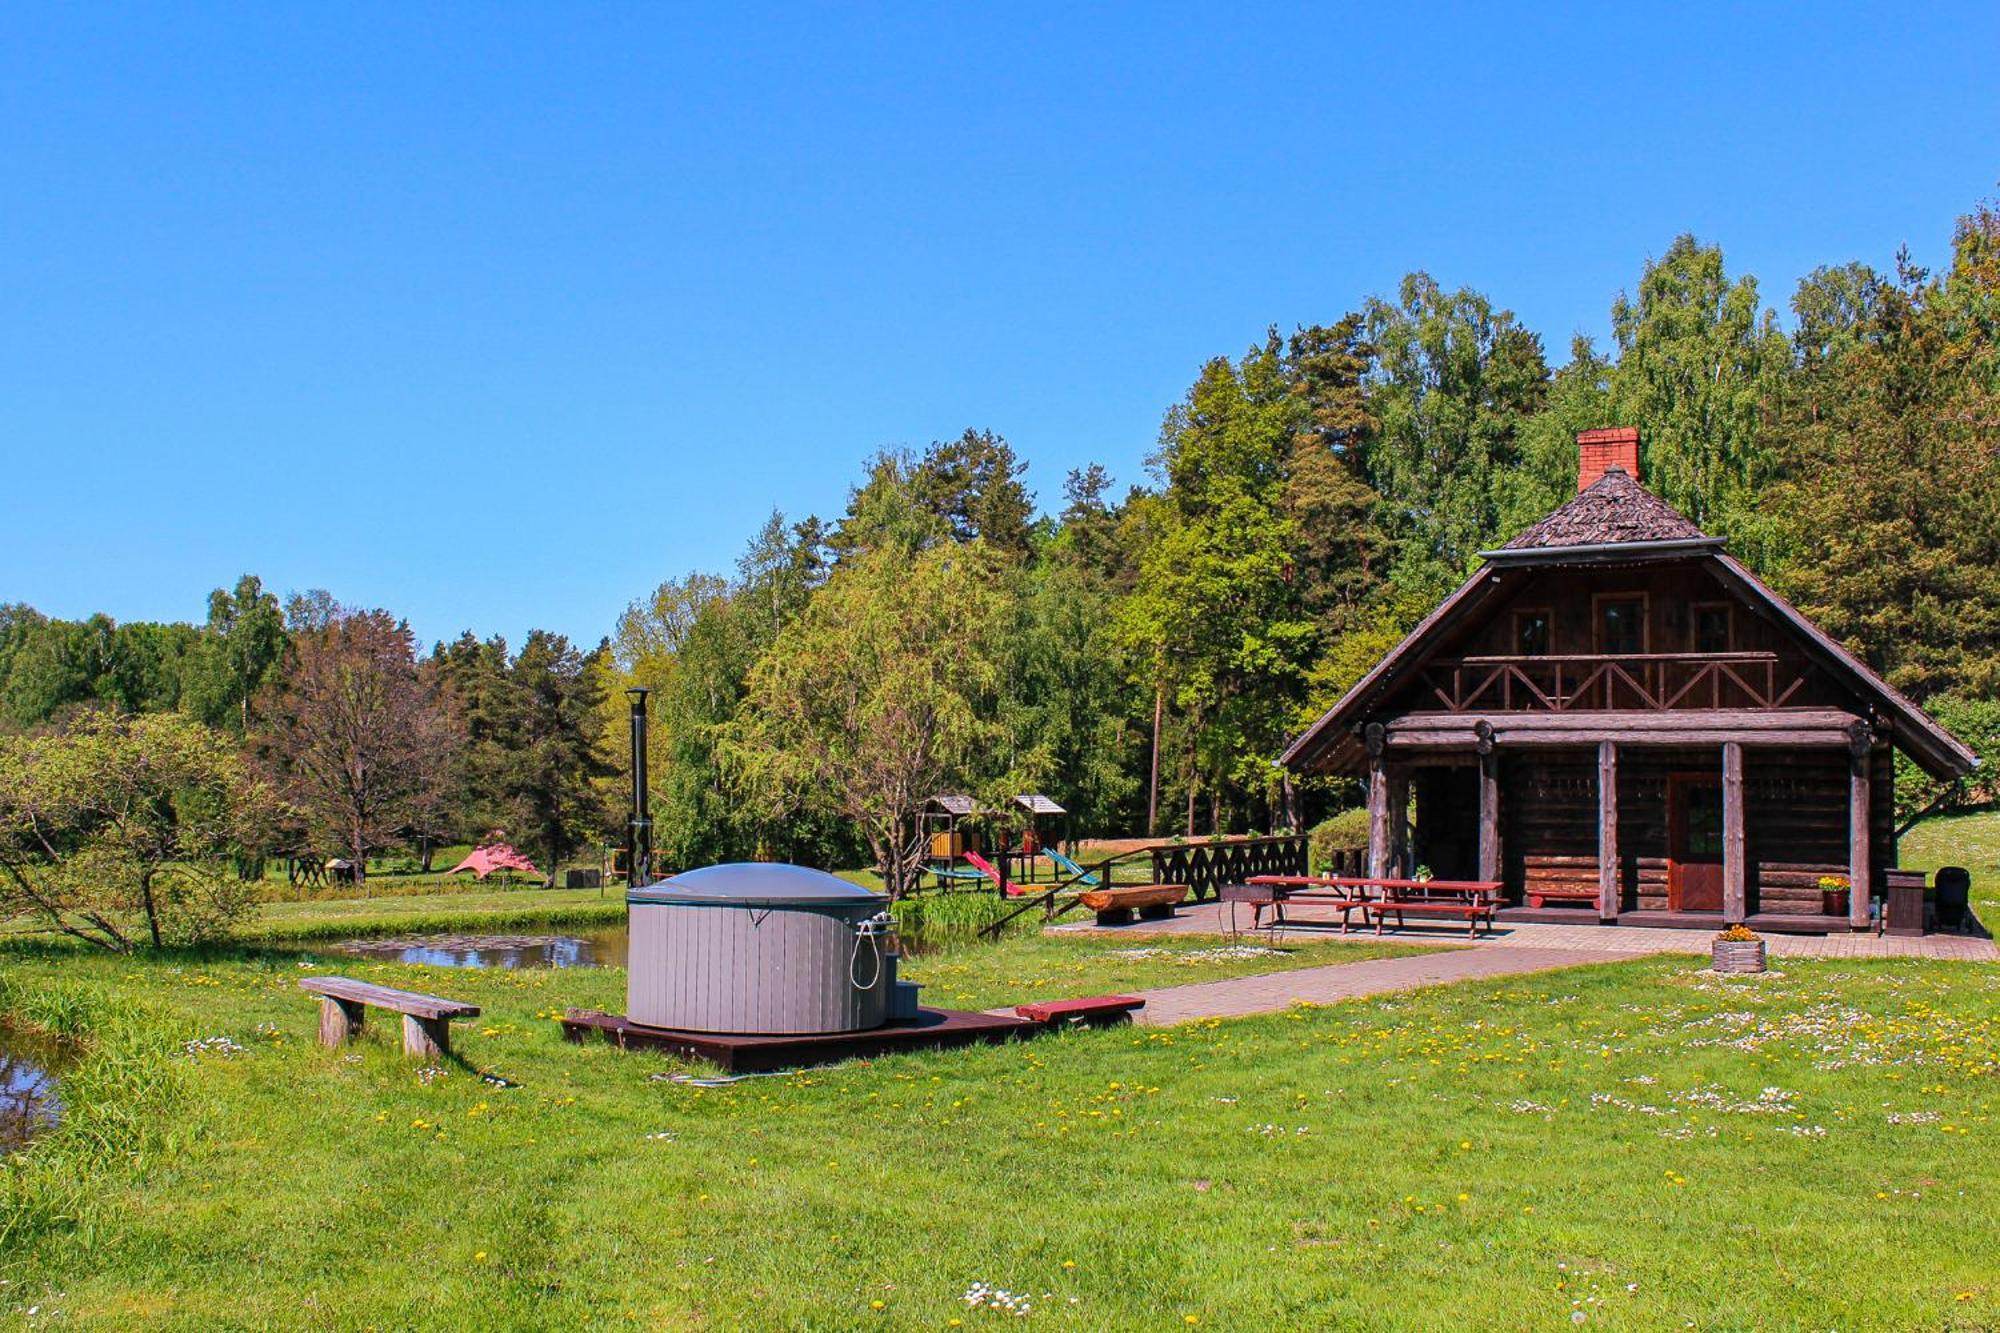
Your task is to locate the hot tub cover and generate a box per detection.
[628,861,887,908]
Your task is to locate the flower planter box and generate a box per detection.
[1820,888,1850,916]
[1712,938,1767,974]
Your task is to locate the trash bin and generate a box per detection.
[1934,867,1971,933]
[1885,869,1927,937]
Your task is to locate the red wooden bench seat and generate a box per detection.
[1014,995,1145,1025]
[1369,900,1497,938]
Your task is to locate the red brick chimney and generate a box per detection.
[1577,427,1640,492]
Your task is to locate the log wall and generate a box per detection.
[1496,746,1876,913]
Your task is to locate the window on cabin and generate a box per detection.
[1693,605,1731,654]
[1598,598,1645,655]
[1514,610,1551,656]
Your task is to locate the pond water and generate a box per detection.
[1,1026,72,1150]
[329,924,956,970]
[333,929,630,969]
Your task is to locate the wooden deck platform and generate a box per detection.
[561,1004,1119,1073]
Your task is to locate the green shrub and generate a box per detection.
[1309,808,1371,871]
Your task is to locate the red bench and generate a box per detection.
[1014,995,1144,1026]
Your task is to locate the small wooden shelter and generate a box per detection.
[923,794,981,859]
[1281,429,1978,931]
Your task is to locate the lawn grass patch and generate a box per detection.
[2,936,1994,1329]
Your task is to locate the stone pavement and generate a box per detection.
[1125,944,1626,1025]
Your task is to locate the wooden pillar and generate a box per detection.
[1722,741,1746,924]
[1597,741,1619,921]
[1365,724,1389,880]
[318,997,364,1047]
[1849,725,1873,931]
[1388,770,1411,879]
[1477,746,1501,885]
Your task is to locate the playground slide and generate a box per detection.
[1040,846,1100,887]
[960,850,1023,897]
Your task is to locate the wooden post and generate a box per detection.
[1366,725,1389,881]
[1597,741,1619,921]
[1477,747,1501,885]
[1722,741,1746,924]
[318,997,364,1047]
[1388,770,1411,879]
[1849,725,1873,931]
[403,1014,451,1060]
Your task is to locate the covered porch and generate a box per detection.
[1361,709,1890,933]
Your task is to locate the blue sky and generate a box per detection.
[4,3,1996,650]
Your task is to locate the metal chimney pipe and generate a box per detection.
[626,687,652,888]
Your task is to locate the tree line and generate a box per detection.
[5,197,1997,920]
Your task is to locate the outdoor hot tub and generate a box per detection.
[626,862,899,1034]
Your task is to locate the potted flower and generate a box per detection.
[1817,874,1850,917]
[1712,923,1767,974]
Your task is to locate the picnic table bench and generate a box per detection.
[1239,876,1503,939]
[300,976,481,1059]
[1077,883,1189,926]
[1226,877,1375,934]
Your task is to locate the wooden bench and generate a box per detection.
[1077,883,1189,925]
[1370,898,1497,938]
[1371,881,1499,938]
[300,977,481,1059]
[1236,877,1375,934]
[1014,995,1145,1026]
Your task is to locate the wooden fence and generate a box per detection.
[1148,835,1308,902]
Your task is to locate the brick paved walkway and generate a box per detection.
[1126,944,1627,1025]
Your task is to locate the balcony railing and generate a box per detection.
[1416,652,1808,713]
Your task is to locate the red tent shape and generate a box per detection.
[448,842,541,880]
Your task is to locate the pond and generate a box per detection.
[1,1025,73,1150]
[328,924,959,970]
[332,929,630,969]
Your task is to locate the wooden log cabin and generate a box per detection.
[1280,428,1979,933]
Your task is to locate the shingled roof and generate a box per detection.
[1502,466,1707,549]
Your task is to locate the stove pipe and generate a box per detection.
[626,687,652,887]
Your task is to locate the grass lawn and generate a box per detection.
[1899,806,1999,919]
[3,930,1995,1329]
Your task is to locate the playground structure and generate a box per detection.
[920,793,1094,895]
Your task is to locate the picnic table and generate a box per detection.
[1233,875,1503,938]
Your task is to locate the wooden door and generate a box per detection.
[1668,775,1724,912]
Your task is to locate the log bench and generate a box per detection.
[1077,883,1189,925]
[300,976,481,1059]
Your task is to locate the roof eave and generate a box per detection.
[1480,536,1725,566]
